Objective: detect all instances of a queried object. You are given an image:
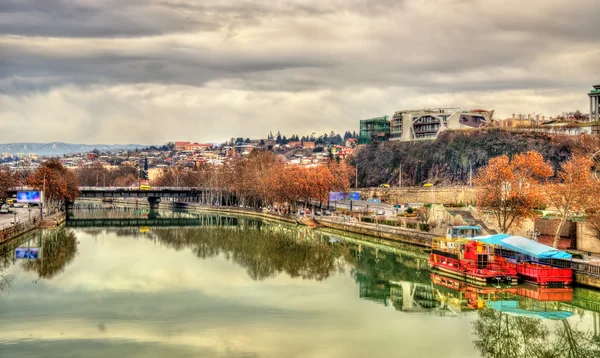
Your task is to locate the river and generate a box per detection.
[0,209,599,357]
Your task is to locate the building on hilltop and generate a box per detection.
[589,84,600,122]
[358,116,390,144]
[175,141,212,152]
[389,108,493,141]
[302,141,316,149]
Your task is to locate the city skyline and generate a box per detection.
[1,0,599,144]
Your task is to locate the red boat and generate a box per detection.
[472,234,573,286]
[514,262,572,286]
[430,237,518,285]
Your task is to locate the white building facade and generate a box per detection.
[390,108,494,141]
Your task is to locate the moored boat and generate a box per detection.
[430,237,518,285]
[472,234,573,286]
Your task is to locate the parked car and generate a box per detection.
[379,184,390,188]
[324,210,332,216]
[314,211,322,216]
[376,209,386,215]
[0,205,9,214]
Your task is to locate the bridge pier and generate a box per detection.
[66,201,74,213]
[148,197,161,210]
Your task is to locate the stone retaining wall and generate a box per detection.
[0,221,38,244]
[359,186,478,205]
[574,272,600,290]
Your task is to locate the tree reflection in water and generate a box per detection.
[149,226,349,281]
[473,308,600,358]
[21,229,79,280]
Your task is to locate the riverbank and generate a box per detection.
[72,198,600,290]
[0,212,67,245]
[77,198,436,247]
[0,220,38,244]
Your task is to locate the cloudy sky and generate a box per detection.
[1,0,598,145]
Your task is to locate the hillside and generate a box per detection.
[0,142,144,156]
[351,129,599,187]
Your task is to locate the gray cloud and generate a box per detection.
[0,0,598,143]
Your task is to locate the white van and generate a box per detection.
[0,205,9,214]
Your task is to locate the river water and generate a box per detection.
[0,210,599,358]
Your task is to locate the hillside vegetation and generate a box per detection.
[351,129,599,187]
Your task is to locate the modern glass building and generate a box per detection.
[358,116,390,144]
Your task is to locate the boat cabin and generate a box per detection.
[446,226,482,239]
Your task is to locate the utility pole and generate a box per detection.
[469,161,473,186]
[399,164,403,188]
[96,174,99,187]
[42,173,45,219]
[103,173,106,187]
[355,164,358,188]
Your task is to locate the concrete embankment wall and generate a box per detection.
[359,186,478,205]
[0,221,38,244]
[574,272,600,290]
[316,218,435,248]
[0,212,67,245]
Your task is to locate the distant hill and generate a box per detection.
[0,142,145,156]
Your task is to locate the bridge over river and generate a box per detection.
[7,187,213,211]
[75,187,206,210]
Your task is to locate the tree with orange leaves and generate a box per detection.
[474,151,553,233]
[546,156,599,248]
[27,159,79,213]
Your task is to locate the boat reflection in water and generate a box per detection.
[431,273,573,317]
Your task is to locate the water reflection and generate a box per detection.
[1,211,599,357]
[21,229,79,279]
[473,308,600,358]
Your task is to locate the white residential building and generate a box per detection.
[390,108,494,141]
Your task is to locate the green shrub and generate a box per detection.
[406,207,414,214]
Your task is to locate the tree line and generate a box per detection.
[263,130,356,146]
[153,150,354,211]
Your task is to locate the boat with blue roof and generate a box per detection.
[473,234,573,286]
[429,226,518,285]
